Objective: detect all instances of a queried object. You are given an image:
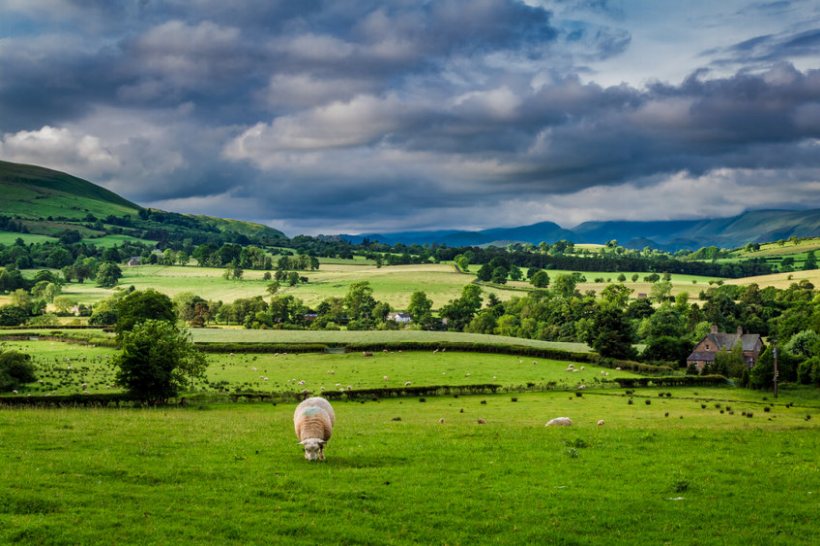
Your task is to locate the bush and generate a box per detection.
[797,357,820,386]
[0,306,28,326]
[114,320,207,404]
[0,350,36,392]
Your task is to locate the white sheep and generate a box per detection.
[597,419,605,426]
[545,417,573,427]
[294,397,335,462]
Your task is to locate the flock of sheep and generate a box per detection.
[294,396,601,462]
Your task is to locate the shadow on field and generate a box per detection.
[318,454,408,469]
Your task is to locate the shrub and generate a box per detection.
[0,350,37,392]
[114,320,206,404]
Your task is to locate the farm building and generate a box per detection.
[387,312,413,324]
[127,256,141,266]
[686,325,764,371]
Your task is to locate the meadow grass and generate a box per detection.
[0,231,58,245]
[728,237,820,259]
[189,328,592,353]
[2,340,601,396]
[0,388,817,545]
[724,269,820,290]
[81,234,153,248]
[38,263,531,308]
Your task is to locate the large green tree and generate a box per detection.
[115,289,176,335]
[407,291,435,329]
[115,320,206,404]
[585,304,636,359]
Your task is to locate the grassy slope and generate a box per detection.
[0,388,817,544]
[0,160,139,220]
[724,269,820,290]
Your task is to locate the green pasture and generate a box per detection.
[729,237,820,259]
[726,269,820,290]
[0,388,817,544]
[0,339,602,396]
[189,328,593,353]
[41,263,530,309]
[203,350,618,394]
[81,234,153,248]
[0,231,57,245]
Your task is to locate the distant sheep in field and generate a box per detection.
[546,417,573,427]
[362,351,373,357]
[383,376,389,381]
[597,419,605,427]
[477,418,487,424]
[404,381,412,387]
[294,397,335,462]
[438,418,445,424]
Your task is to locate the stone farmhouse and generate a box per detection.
[686,325,764,371]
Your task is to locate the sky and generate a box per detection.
[1,0,819,236]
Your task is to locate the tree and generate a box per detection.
[600,284,632,310]
[114,320,206,404]
[0,350,36,392]
[0,306,27,326]
[440,284,482,331]
[642,336,693,367]
[586,305,636,359]
[530,270,550,288]
[407,291,434,329]
[804,251,817,271]
[115,289,176,335]
[650,281,672,303]
[476,264,493,282]
[96,262,123,288]
[491,266,508,284]
[553,274,577,299]
[266,281,281,296]
[345,281,377,322]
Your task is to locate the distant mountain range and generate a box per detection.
[344,210,820,250]
[2,159,818,250]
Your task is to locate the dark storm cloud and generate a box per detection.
[1,0,819,234]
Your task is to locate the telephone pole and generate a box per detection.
[772,339,779,399]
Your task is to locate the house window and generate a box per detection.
[706,344,710,350]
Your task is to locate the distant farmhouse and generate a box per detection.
[387,312,413,325]
[687,325,764,371]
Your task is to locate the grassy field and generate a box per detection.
[725,269,820,290]
[729,237,820,259]
[0,231,57,245]
[81,234,153,248]
[38,263,530,309]
[189,328,592,352]
[0,338,599,396]
[0,388,817,544]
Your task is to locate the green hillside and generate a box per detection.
[0,160,140,219]
[0,160,287,245]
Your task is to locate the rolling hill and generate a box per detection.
[0,159,140,220]
[0,160,287,245]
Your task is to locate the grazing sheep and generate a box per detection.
[597,419,605,427]
[383,376,389,381]
[477,418,487,424]
[404,381,412,387]
[362,351,373,357]
[294,397,335,462]
[545,417,573,427]
[438,418,446,424]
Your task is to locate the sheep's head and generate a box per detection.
[300,438,326,461]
